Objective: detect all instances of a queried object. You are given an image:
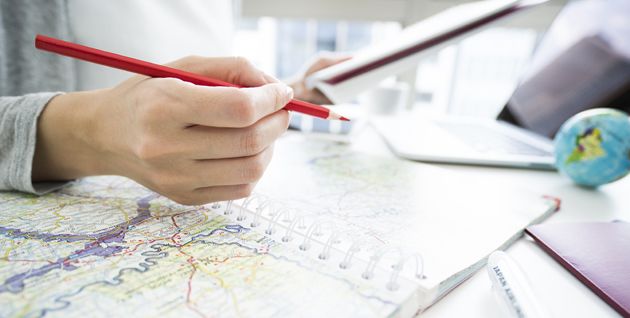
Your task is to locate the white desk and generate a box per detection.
[347,125,629,317]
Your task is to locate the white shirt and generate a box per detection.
[68,0,234,90]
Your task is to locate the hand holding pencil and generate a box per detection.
[35,35,348,121]
[32,36,344,205]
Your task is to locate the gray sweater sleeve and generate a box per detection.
[0,93,68,194]
[1,0,76,194]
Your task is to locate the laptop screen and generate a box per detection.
[498,0,630,138]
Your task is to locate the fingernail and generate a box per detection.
[285,86,294,101]
[287,110,293,128]
[263,73,279,83]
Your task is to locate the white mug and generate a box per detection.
[358,82,410,116]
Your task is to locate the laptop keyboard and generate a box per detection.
[437,122,552,156]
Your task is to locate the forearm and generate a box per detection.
[3,56,292,205]
[0,93,62,193]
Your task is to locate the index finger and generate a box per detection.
[167,56,280,87]
[178,82,294,128]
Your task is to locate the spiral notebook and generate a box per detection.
[208,134,560,316]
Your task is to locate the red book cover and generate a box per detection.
[525,222,630,317]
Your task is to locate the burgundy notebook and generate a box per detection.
[525,222,630,317]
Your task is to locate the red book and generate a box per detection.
[306,0,553,104]
[525,222,630,317]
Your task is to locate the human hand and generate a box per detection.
[289,53,352,104]
[32,56,292,205]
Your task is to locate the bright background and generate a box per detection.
[232,0,564,119]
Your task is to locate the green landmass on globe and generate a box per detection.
[554,108,630,187]
[565,127,606,164]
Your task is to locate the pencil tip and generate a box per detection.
[340,116,350,121]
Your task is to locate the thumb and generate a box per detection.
[241,83,294,122]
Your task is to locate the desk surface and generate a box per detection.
[348,125,629,317]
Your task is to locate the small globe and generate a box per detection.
[554,108,630,187]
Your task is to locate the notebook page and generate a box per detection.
[251,134,558,308]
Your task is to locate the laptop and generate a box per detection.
[372,2,630,170]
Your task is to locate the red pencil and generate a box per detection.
[35,34,348,121]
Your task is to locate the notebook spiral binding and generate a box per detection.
[210,194,425,292]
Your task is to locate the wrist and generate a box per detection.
[32,90,112,181]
